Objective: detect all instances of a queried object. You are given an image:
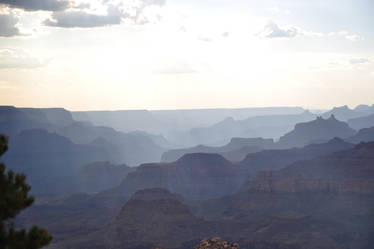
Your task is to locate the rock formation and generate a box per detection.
[78,161,134,192]
[348,113,374,130]
[348,126,374,143]
[278,115,356,148]
[161,137,273,162]
[194,238,240,249]
[110,153,248,200]
[239,137,354,176]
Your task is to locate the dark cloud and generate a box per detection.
[43,0,166,28]
[44,10,121,28]
[0,0,70,11]
[260,21,300,38]
[74,2,90,9]
[0,13,21,37]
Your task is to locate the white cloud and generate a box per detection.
[330,30,364,41]
[198,35,212,42]
[258,22,363,42]
[349,58,370,64]
[258,21,300,38]
[345,34,364,42]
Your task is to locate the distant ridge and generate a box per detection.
[278,115,356,148]
[161,137,272,162]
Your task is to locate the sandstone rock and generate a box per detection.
[194,238,240,249]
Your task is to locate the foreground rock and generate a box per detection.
[194,238,239,249]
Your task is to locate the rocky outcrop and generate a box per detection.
[278,115,356,148]
[194,238,240,249]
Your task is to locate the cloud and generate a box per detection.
[259,22,361,41]
[198,35,212,42]
[74,2,90,9]
[0,0,70,11]
[44,10,121,27]
[349,58,369,64]
[0,48,48,69]
[0,13,22,37]
[329,31,364,42]
[345,34,364,42]
[259,21,300,38]
[43,0,166,28]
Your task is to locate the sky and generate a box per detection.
[0,0,373,111]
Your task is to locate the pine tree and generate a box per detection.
[0,135,52,249]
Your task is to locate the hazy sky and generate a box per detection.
[0,0,373,110]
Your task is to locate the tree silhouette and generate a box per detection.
[0,135,52,249]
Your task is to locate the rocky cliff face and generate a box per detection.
[78,161,134,192]
[48,188,217,249]
[192,143,374,249]
[348,113,374,130]
[278,115,356,148]
[348,126,374,143]
[111,153,248,200]
[239,137,354,176]
[243,141,374,194]
[2,129,113,196]
[245,171,374,194]
[20,140,374,249]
